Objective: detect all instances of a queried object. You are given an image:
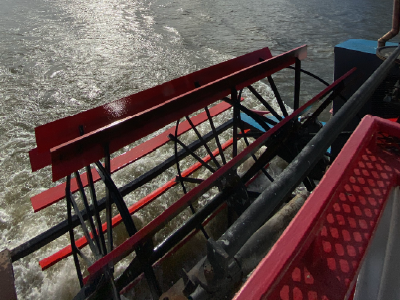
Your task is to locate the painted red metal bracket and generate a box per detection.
[233,115,400,300]
[29,47,273,172]
[30,101,236,212]
[85,68,355,277]
[49,45,307,181]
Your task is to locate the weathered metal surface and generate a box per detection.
[0,249,17,300]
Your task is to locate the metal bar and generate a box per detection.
[247,85,283,121]
[177,177,204,184]
[301,83,344,129]
[236,108,274,182]
[205,106,227,165]
[302,175,316,191]
[222,97,274,130]
[66,175,84,288]
[104,144,113,253]
[85,165,107,256]
[234,193,307,275]
[11,121,234,263]
[172,119,210,240]
[173,119,188,194]
[0,250,17,300]
[216,45,400,258]
[67,189,98,259]
[74,171,102,258]
[195,81,226,165]
[95,161,138,237]
[79,125,106,257]
[267,75,288,117]
[294,58,301,110]
[168,134,216,173]
[50,46,307,181]
[232,88,239,157]
[95,160,162,298]
[185,116,221,168]
[286,66,330,86]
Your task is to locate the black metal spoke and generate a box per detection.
[267,75,288,117]
[301,83,345,129]
[103,144,113,253]
[286,65,330,87]
[222,97,275,131]
[205,106,227,165]
[95,160,162,298]
[185,115,221,168]
[85,165,107,256]
[236,109,274,183]
[232,87,239,157]
[176,176,204,184]
[78,125,107,256]
[196,80,227,165]
[67,188,98,259]
[94,161,138,237]
[168,134,216,173]
[172,117,209,240]
[294,58,301,110]
[173,119,188,195]
[74,171,102,259]
[247,85,283,121]
[66,175,84,288]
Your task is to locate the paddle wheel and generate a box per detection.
[3,45,359,300]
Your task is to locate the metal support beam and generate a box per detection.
[0,250,17,300]
[267,75,288,117]
[294,58,301,110]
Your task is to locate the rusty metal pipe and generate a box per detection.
[378,0,400,47]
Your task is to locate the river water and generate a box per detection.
[0,0,395,298]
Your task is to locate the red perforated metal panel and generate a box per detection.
[234,116,400,300]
